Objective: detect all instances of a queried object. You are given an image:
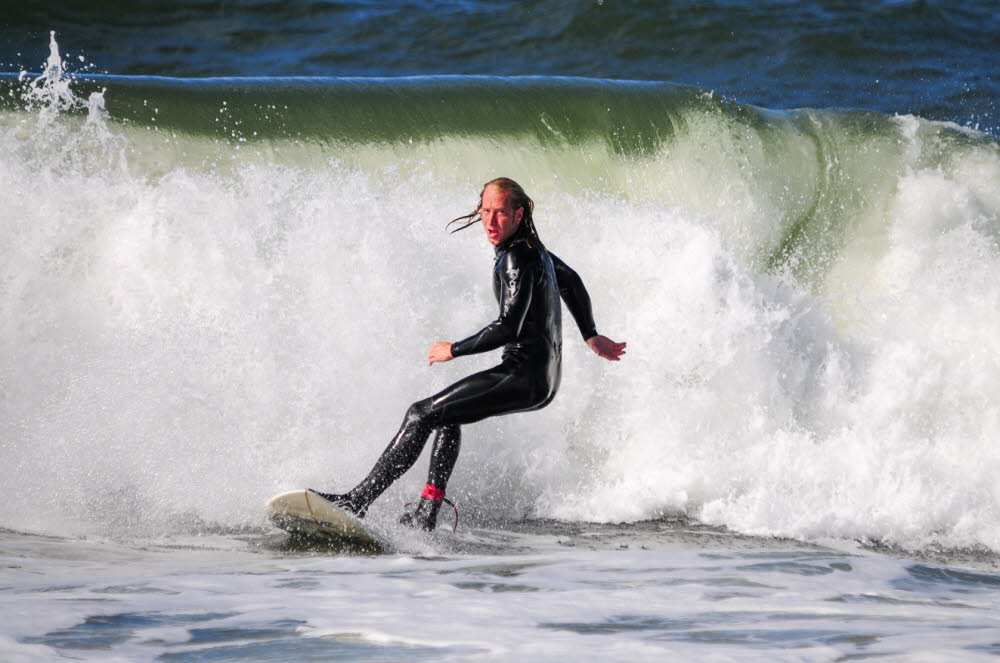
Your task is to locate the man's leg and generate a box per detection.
[317,363,540,518]
[428,425,461,489]
[323,398,438,517]
[400,425,461,530]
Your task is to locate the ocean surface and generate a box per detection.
[3,2,1000,660]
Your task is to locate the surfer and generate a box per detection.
[314,177,626,530]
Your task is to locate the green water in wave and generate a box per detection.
[4,73,997,291]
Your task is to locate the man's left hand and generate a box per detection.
[586,335,627,361]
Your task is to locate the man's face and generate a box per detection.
[480,185,523,246]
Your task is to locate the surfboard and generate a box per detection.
[266,489,382,551]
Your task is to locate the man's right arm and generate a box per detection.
[451,248,538,357]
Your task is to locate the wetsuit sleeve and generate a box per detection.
[451,249,536,357]
[550,252,598,341]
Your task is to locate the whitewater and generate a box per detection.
[3,34,1000,661]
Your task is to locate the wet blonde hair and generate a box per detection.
[448,177,542,246]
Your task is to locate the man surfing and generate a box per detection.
[313,177,626,530]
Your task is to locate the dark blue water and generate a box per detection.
[3,0,998,131]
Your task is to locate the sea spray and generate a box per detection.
[22,31,81,124]
[2,35,1000,552]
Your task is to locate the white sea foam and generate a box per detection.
[2,38,1000,552]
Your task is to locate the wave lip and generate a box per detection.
[2,72,715,151]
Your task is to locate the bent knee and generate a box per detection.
[405,398,437,426]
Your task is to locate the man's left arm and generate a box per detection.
[550,252,626,361]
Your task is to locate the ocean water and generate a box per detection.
[3,3,1000,660]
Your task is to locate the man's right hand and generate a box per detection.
[428,342,454,365]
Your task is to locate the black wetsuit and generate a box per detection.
[333,226,597,518]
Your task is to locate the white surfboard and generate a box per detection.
[266,489,382,551]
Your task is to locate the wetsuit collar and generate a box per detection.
[494,224,530,256]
